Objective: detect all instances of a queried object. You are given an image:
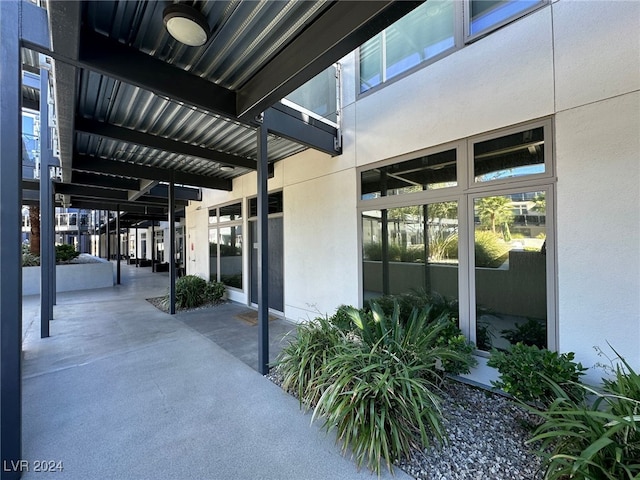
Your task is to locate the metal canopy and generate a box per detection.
[17,0,422,216]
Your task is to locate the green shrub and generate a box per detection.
[362,292,474,375]
[328,304,359,332]
[312,339,445,474]
[55,244,79,263]
[204,281,226,304]
[528,350,640,480]
[501,317,547,348]
[488,343,587,406]
[349,301,475,376]
[474,230,510,268]
[275,316,344,409]
[175,275,207,309]
[22,252,40,266]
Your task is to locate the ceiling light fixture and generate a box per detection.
[163,4,210,47]
[219,165,235,172]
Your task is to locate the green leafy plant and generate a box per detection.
[501,317,547,348]
[349,301,475,377]
[328,304,359,332]
[55,244,79,263]
[175,274,207,309]
[275,316,344,409]
[528,349,640,480]
[362,293,474,375]
[474,230,510,268]
[312,311,448,474]
[204,280,226,304]
[22,252,40,266]
[488,343,587,406]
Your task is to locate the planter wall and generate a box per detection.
[23,262,114,295]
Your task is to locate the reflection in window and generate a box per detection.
[249,191,283,217]
[361,149,457,200]
[219,226,242,289]
[362,202,459,312]
[360,1,455,93]
[219,202,242,222]
[209,229,218,283]
[473,127,544,182]
[474,191,547,351]
[468,0,545,38]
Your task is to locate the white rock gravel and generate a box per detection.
[396,380,544,480]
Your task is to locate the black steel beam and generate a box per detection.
[73,154,232,191]
[71,171,140,191]
[267,103,340,156]
[69,200,166,216]
[147,184,201,202]
[0,2,22,477]
[78,29,236,118]
[75,117,256,170]
[237,0,423,119]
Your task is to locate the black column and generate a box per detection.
[40,67,53,338]
[257,115,270,375]
[116,207,121,284]
[0,2,22,477]
[169,182,176,314]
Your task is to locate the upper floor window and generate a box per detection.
[359,0,547,94]
[360,1,455,94]
[466,0,546,40]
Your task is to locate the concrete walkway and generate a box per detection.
[21,263,410,480]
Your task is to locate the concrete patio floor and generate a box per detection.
[20,263,410,479]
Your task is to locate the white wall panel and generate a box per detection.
[556,92,640,383]
[554,0,640,112]
[283,168,360,322]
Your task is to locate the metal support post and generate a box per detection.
[257,115,270,375]
[116,207,121,284]
[106,210,111,261]
[40,67,53,338]
[0,2,23,477]
[134,226,138,267]
[150,222,155,272]
[168,182,176,314]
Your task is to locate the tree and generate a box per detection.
[532,193,546,213]
[476,196,513,234]
[29,206,40,255]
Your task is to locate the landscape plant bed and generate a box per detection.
[268,368,544,479]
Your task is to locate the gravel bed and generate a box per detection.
[396,380,544,480]
[267,370,544,479]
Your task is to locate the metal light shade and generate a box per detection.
[163,4,210,47]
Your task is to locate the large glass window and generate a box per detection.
[209,202,243,289]
[359,1,456,93]
[359,120,554,352]
[467,0,546,39]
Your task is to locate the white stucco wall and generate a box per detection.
[555,92,640,383]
